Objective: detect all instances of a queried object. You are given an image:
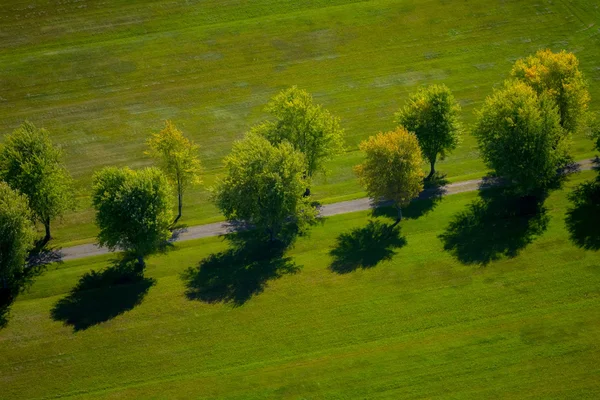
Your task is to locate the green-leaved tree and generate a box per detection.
[146,120,202,223]
[92,167,173,267]
[214,133,317,242]
[253,86,344,194]
[395,84,461,180]
[473,81,568,194]
[511,49,590,134]
[354,127,425,224]
[0,182,36,290]
[0,121,73,243]
[590,114,600,152]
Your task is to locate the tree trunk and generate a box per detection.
[174,187,183,224]
[43,218,51,244]
[426,158,436,181]
[392,205,403,227]
[302,171,311,197]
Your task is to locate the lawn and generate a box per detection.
[1,169,599,399]
[1,0,599,246]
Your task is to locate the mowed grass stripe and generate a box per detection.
[1,170,599,399]
[1,0,599,246]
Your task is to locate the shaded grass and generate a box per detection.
[329,220,406,273]
[51,257,155,331]
[1,0,599,246]
[0,245,58,328]
[182,233,300,306]
[0,171,599,399]
[566,176,600,251]
[440,188,550,265]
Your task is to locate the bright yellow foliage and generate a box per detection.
[511,49,589,133]
[355,127,424,216]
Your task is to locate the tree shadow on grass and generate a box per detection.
[565,179,600,250]
[439,187,549,266]
[0,245,60,329]
[51,257,155,331]
[181,232,300,306]
[373,177,447,221]
[0,290,13,329]
[329,220,407,274]
[1,263,52,329]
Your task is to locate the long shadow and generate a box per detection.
[373,177,447,221]
[181,232,300,306]
[51,257,155,331]
[1,245,59,329]
[565,178,600,250]
[439,187,549,265]
[329,220,407,274]
[0,290,12,329]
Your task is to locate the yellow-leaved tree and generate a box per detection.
[146,121,202,223]
[355,127,424,224]
[510,49,590,135]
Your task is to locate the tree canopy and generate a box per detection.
[395,84,461,179]
[0,182,36,289]
[214,133,317,241]
[354,127,424,222]
[146,120,202,223]
[473,81,568,194]
[0,121,73,242]
[510,49,589,134]
[252,86,344,184]
[92,167,173,266]
[590,114,600,152]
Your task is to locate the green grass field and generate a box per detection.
[1,0,599,246]
[1,170,599,399]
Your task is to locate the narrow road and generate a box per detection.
[57,159,597,262]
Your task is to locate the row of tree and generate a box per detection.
[0,49,596,294]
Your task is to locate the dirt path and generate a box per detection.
[57,159,597,262]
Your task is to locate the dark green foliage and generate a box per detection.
[395,84,462,179]
[0,182,36,328]
[214,133,317,242]
[0,182,35,288]
[0,121,73,242]
[92,167,172,264]
[591,116,600,152]
[473,81,569,194]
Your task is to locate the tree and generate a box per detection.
[0,121,73,243]
[510,49,590,134]
[0,182,36,290]
[395,84,461,180]
[354,127,425,224]
[146,120,202,223]
[590,114,600,152]
[92,167,172,267]
[214,133,318,242]
[252,86,344,194]
[473,81,568,194]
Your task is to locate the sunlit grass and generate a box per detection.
[1,170,599,399]
[1,0,599,245]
